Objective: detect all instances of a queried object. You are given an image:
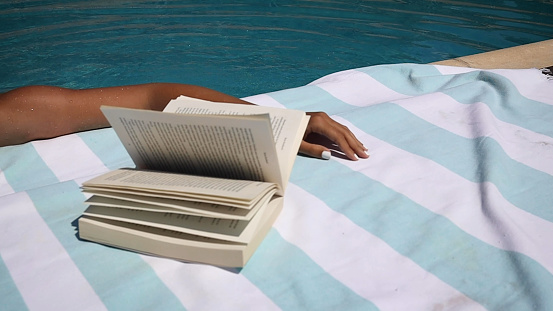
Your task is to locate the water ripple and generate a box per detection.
[1,0,552,96]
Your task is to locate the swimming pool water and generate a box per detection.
[1,1,552,97]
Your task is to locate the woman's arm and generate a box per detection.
[0,83,368,160]
[0,83,251,147]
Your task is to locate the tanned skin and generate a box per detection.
[0,83,369,160]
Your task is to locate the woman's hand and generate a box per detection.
[300,112,369,161]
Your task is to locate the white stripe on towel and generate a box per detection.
[276,183,485,311]
[141,256,280,310]
[434,66,553,105]
[31,134,109,182]
[310,69,411,107]
[334,116,553,275]
[393,92,553,175]
[0,192,106,311]
[0,170,14,197]
[432,65,477,75]
[243,93,287,108]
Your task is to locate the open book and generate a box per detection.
[78,96,309,267]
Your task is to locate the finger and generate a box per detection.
[328,130,361,161]
[299,141,331,160]
[338,127,369,159]
[318,122,368,161]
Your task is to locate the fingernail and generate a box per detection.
[321,150,331,160]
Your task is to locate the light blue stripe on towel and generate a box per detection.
[267,64,440,112]
[242,229,378,311]
[77,128,134,170]
[269,78,553,222]
[26,181,186,311]
[267,84,354,115]
[356,64,553,137]
[443,72,553,137]
[0,256,28,311]
[0,143,59,193]
[341,103,553,222]
[355,63,445,95]
[290,157,553,310]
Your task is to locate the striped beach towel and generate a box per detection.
[1,64,552,310]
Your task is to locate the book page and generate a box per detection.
[83,191,275,243]
[85,187,277,220]
[84,204,252,243]
[164,96,309,188]
[82,169,277,207]
[101,106,285,191]
[85,194,255,220]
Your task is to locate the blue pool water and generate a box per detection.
[1,1,552,97]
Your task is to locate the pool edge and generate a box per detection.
[431,39,553,69]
